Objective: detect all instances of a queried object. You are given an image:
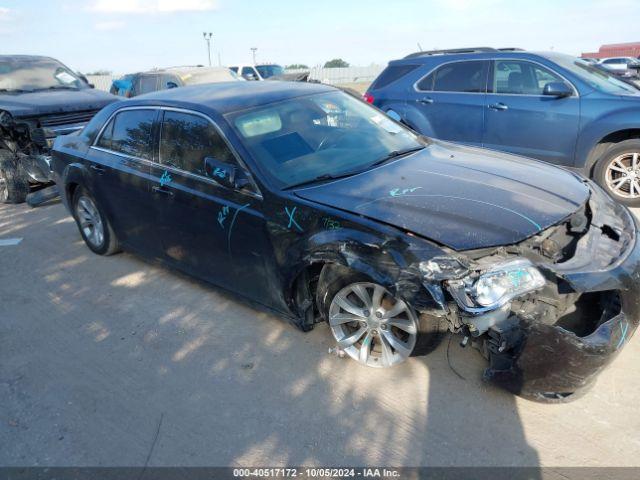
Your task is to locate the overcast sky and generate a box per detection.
[1,0,639,74]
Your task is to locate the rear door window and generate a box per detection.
[98,109,157,160]
[431,61,488,93]
[159,111,236,176]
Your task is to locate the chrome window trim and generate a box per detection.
[413,57,579,98]
[90,105,263,200]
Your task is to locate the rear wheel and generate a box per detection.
[319,268,447,368]
[594,139,640,207]
[72,186,120,255]
[0,149,29,204]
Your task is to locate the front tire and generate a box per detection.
[318,268,447,368]
[0,149,29,204]
[72,186,120,256]
[594,139,640,207]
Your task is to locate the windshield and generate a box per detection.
[255,65,285,79]
[0,57,86,92]
[549,54,638,95]
[228,91,425,188]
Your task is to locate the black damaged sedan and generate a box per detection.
[51,81,640,402]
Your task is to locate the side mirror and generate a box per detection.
[204,157,236,187]
[166,82,178,89]
[543,82,572,98]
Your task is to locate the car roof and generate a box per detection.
[391,48,558,65]
[130,80,336,114]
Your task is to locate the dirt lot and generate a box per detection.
[1,200,640,468]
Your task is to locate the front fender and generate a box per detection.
[576,107,640,170]
[280,224,444,317]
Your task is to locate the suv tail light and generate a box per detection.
[363,92,374,104]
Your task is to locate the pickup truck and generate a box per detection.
[0,55,118,203]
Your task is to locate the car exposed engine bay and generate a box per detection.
[415,181,637,401]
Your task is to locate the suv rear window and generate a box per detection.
[370,64,419,89]
[422,61,487,93]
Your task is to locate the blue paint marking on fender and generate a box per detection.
[285,206,303,232]
[159,171,173,187]
[218,205,230,228]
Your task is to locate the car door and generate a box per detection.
[148,108,275,306]
[88,107,164,256]
[482,59,580,165]
[405,60,488,146]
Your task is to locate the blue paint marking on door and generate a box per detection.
[227,203,251,255]
[159,171,173,187]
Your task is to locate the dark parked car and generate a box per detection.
[110,67,241,98]
[51,82,639,402]
[365,47,640,206]
[0,55,118,203]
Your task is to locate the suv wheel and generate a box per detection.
[0,149,29,204]
[72,186,120,255]
[318,268,448,368]
[594,139,640,207]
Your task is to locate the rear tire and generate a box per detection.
[71,186,120,256]
[0,149,29,204]
[594,139,640,207]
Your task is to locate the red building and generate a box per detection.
[582,42,640,59]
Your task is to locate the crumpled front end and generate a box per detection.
[423,181,640,402]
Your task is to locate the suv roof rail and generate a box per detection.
[497,47,525,52]
[403,47,497,59]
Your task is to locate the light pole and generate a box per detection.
[203,32,213,67]
[250,47,257,65]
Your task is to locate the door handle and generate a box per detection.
[90,164,105,174]
[152,185,174,197]
[419,97,434,104]
[488,102,508,111]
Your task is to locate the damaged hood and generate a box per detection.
[294,141,590,250]
[0,89,118,118]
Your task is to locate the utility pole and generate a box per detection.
[250,47,257,65]
[203,32,213,67]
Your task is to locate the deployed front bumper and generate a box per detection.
[485,187,640,402]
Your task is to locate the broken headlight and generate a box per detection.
[447,259,545,313]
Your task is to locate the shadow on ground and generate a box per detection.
[1,203,638,468]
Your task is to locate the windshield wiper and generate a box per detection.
[0,88,33,93]
[35,85,77,91]
[284,146,426,190]
[284,170,363,190]
[369,146,425,168]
